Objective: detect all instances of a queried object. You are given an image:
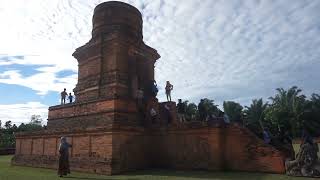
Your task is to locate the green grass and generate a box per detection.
[0,155,317,180]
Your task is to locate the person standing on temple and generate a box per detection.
[58,137,72,177]
[177,99,186,123]
[151,80,159,97]
[61,88,68,104]
[165,81,173,102]
[68,93,73,103]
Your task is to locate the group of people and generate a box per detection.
[176,98,230,124]
[137,80,173,123]
[60,88,74,104]
[149,80,173,102]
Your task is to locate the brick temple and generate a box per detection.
[12,1,286,175]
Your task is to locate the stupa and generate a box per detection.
[12,1,286,175]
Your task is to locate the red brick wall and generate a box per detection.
[111,130,147,174]
[12,125,285,175]
[15,139,21,154]
[73,136,90,157]
[78,58,100,80]
[20,139,32,155]
[224,125,284,172]
[44,138,57,156]
[148,125,285,173]
[91,135,112,158]
[32,138,43,155]
[13,131,115,175]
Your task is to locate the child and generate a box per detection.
[68,93,73,103]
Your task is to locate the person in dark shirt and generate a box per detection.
[68,93,73,103]
[151,80,158,97]
[58,137,72,177]
[60,88,68,104]
[177,99,186,122]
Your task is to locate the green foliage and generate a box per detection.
[182,98,219,121]
[202,98,220,117]
[17,123,43,132]
[0,133,16,148]
[184,101,198,121]
[243,98,268,136]
[302,93,320,136]
[243,86,320,138]
[30,115,43,126]
[223,101,243,122]
[0,121,18,148]
[4,120,12,129]
[0,115,44,149]
[266,86,307,137]
[197,98,220,121]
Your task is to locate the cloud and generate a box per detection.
[0,102,48,125]
[0,0,319,108]
[0,69,77,95]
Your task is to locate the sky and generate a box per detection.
[0,0,319,125]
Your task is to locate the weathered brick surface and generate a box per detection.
[20,139,32,155]
[224,125,284,172]
[72,1,159,103]
[73,136,90,157]
[32,138,43,155]
[111,131,148,174]
[15,139,21,154]
[12,125,285,175]
[47,99,138,130]
[12,1,286,175]
[44,138,57,156]
[147,125,285,173]
[91,135,112,158]
[13,130,114,175]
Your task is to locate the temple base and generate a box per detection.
[12,124,285,175]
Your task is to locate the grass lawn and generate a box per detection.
[0,155,318,180]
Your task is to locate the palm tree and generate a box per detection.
[182,100,198,121]
[223,101,243,122]
[268,86,306,137]
[202,98,219,117]
[244,98,268,135]
[303,93,320,136]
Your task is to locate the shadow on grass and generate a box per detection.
[64,176,141,180]
[57,169,275,180]
[64,177,119,180]
[120,169,273,180]
[2,155,303,180]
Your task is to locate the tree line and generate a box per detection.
[0,115,44,149]
[182,86,320,138]
[1,86,319,148]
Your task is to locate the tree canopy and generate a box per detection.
[0,115,44,149]
[177,86,319,139]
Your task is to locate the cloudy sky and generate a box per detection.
[0,0,319,125]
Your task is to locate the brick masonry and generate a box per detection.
[12,124,285,175]
[11,1,286,175]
